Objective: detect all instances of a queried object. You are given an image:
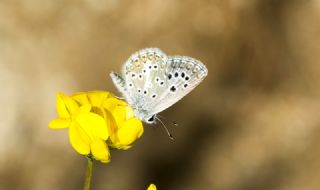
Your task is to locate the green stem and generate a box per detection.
[84,156,93,190]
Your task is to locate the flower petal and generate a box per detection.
[69,123,91,155]
[112,106,128,125]
[91,139,110,163]
[76,112,109,140]
[79,104,92,113]
[103,98,128,124]
[103,97,135,123]
[72,92,90,105]
[117,118,144,146]
[56,93,70,118]
[102,97,126,112]
[56,93,79,117]
[49,118,71,129]
[87,91,111,106]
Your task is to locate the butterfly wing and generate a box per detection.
[146,55,208,116]
[111,48,169,120]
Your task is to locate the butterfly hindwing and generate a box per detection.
[119,48,168,110]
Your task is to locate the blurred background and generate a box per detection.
[1,0,320,189]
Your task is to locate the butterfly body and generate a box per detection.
[110,48,208,124]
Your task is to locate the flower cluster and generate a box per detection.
[49,91,144,163]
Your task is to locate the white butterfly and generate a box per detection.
[110,48,208,124]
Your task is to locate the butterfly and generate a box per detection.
[110,48,208,125]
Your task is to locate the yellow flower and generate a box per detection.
[72,91,144,149]
[49,92,110,163]
[49,91,144,163]
[147,184,157,190]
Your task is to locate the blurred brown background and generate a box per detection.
[1,0,320,189]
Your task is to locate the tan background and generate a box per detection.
[1,0,320,189]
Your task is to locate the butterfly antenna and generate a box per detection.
[156,117,174,140]
[157,114,179,127]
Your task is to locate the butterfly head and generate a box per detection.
[146,115,156,124]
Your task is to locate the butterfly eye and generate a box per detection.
[143,90,148,95]
[184,84,188,88]
[152,94,157,98]
[181,72,185,78]
[153,65,158,69]
[168,74,172,80]
[185,76,190,81]
[174,72,179,78]
[147,115,155,123]
[160,81,164,86]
